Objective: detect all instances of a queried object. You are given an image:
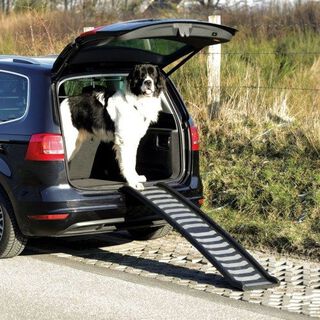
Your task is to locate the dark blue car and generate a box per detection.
[0,19,236,258]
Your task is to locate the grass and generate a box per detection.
[199,125,320,259]
[0,4,319,260]
[171,19,320,260]
[0,11,72,55]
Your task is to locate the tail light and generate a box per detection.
[189,125,200,151]
[25,133,64,161]
[79,26,103,37]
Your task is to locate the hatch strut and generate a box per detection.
[166,49,201,77]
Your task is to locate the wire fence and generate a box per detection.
[207,85,320,92]
[201,52,320,55]
[199,48,320,93]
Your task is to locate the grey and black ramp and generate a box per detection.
[120,183,279,291]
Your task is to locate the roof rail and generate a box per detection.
[0,55,40,65]
[0,55,57,66]
[13,57,40,65]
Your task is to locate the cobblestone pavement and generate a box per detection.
[28,232,320,318]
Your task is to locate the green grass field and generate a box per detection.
[1,3,319,260]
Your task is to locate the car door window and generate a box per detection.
[0,71,28,123]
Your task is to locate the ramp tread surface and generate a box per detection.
[121,184,279,291]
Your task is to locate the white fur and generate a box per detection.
[60,89,162,190]
[107,91,161,189]
[60,99,81,160]
[141,75,155,96]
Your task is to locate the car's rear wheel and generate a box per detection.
[127,224,173,240]
[0,195,27,258]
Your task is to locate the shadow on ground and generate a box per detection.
[23,232,233,290]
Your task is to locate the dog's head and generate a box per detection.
[127,64,166,98]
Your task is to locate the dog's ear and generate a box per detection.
[127,65,139,79]
[127,65,141,96]
[155,66,166,97]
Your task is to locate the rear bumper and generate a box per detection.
[13,180,203,237]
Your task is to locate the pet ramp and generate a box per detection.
[120,183,279,291]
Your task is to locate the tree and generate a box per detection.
[202,0,221,8]
[1,0,13,14]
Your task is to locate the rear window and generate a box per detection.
[0,71,28,123]
[104,38,185,56]
[59,76,125,98]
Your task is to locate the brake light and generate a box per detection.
[190,125,200,151]
[28,214,70,220]
[79,26,103,37]
[25,133,65,161]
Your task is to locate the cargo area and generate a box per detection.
[58,74,183,190]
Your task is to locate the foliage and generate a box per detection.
[14,0,47,12]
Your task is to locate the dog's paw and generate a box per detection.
[128,181,145,190]
[135,182,145,190]
[137,175,147,182]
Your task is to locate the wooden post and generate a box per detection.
[207,15,221,120]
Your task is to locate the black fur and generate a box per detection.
[69,90,115,133]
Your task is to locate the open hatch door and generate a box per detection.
[52,19,237,79]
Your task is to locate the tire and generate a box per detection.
[127,224,173,241]
[0,194,27,258]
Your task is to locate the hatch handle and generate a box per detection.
[173,23,192,37]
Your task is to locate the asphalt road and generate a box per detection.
[0,253,305,320]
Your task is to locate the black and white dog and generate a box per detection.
[60,64,165,190]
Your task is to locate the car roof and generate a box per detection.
[0,55,57,70]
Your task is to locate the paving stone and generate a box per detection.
[84,259,98,265]
[156,276,174,282]
[95,261,113,268]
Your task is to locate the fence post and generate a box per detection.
[207,15,221,120]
